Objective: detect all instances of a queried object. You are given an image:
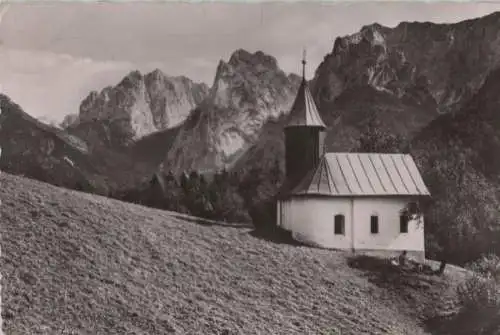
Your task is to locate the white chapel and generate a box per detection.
[276,55,431,261]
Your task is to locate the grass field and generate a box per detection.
[0,172,467,334]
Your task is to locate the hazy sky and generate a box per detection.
[0,1,500,122]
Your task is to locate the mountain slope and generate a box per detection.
[408,66,500,264]
[1,172,467,334]
[67,70,209,148]
[162,49,301,174]
[0,94,97,190]
[412,65,500,179]
[0,94,160,194]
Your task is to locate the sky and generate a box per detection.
[0,1,500,122]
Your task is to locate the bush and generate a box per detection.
[466,254,500,280]
[453,272,500,334]
[457,275,499,312]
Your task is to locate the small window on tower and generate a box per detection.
[370,215,379,234]
[334,214,345,235]
[400,215,409,233]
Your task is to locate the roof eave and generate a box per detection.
[284,124,327,130]
[285,192,431,198]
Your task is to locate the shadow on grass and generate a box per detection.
[423,313,458,335]
[170,213,254,229]
[248,226,306,246]
[171,211,306,247]
[424,308,500,335]
[347,255,439,290]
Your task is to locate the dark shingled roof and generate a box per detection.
[285,79,326,129]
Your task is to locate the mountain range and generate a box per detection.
[54,11,500,179]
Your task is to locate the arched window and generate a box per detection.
[334,214,345,235]
[370,215,379,234]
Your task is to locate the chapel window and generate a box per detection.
[334,214,345,235]
[400,215,409,233]
[370,215,379,234]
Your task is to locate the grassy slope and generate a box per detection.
[1,173,467,335]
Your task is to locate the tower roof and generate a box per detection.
[285,51,326,129]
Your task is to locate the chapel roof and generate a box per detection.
[289,153,431,197]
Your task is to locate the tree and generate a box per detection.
[160,172,187,213]
[165,170,176,183]
[356,116,408,153]
[206,170,250,223]
[180,170,212,217]
[270,158,283,185]
[421,152,500,274]
[180,172,189,192]
[148,173,167,209]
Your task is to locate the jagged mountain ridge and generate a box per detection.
[67,69,209,147]
[312,11,500,116]
[162,49,302,174]
[234,12,500,177]
[50,11,500,188]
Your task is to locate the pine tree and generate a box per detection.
[270,158,283,185]
[180,172,189,192]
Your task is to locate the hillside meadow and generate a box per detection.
[0,172,470,334]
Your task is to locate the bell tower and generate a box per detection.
[284,50,327,189]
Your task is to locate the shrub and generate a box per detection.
[453,272,500,334]
[457,275,499,312]
[466,254,500,280]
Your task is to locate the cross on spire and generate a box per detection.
[302,48,307,79]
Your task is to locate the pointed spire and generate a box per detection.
[302,48,307,80]
[285,51,326,129]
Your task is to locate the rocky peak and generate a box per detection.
[210,49,297,107]
[163,49,302,174]
[228,49,279,70]
[360,22,386,31]
[147,68,164,79]
[333,23,388,56]
[144,69,166,88]
[60,114,80,129]
[118,70,144,90]
[73,69,210,147]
